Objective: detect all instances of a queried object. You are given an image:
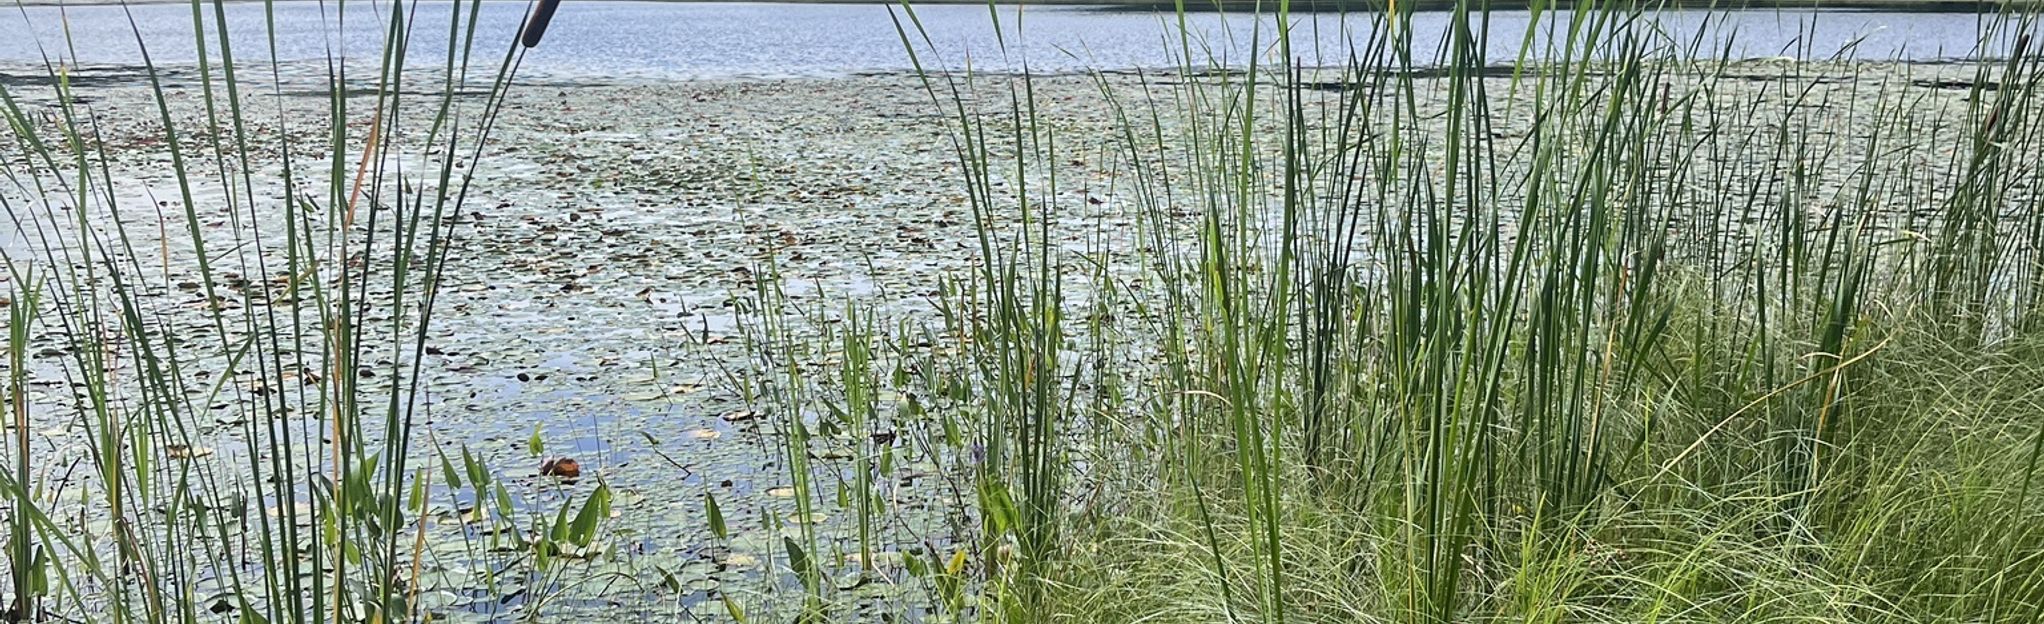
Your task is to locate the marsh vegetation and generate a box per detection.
[0,1,2041,622]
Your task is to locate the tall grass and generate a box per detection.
[744,0,2044,621]
[3,0,2043,622]
[0,1,595,622]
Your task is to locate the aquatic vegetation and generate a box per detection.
[0,0,622,622]
[1,0,2041,622]
[731,1,2044,622]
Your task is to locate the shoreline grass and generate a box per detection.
[0,0,2041,622]
[800,0,2044,621]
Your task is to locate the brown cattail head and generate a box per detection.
[520,0,564,49]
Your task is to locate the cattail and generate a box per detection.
[520,0,564,49]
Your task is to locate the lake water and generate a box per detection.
[0,1,2021,81]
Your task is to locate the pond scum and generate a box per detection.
[3,0,2044,622]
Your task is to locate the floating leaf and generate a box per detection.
[854,550,902,570]
[166,444,214,459]
[265,502,315,519]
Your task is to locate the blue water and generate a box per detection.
[0,2,2018,80]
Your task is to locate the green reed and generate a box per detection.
[5,0,2044,622]
[0,0,552,622]
[825,0,2044,622]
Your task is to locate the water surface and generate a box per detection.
[0,2,2019,81]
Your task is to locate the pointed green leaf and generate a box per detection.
[569,485,611,547]
[705,493,727,539]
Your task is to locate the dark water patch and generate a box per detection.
[1915,76,2004,90]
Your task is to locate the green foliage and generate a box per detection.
[0,0,573,621]
[838,1,2044,622]
[2,0,2041,621]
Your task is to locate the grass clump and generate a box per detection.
[734,1,2044,622]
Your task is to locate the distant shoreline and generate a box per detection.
[6,0,2037,11]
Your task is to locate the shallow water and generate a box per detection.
[0,3,2028,619]
[0,1,2020,81]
